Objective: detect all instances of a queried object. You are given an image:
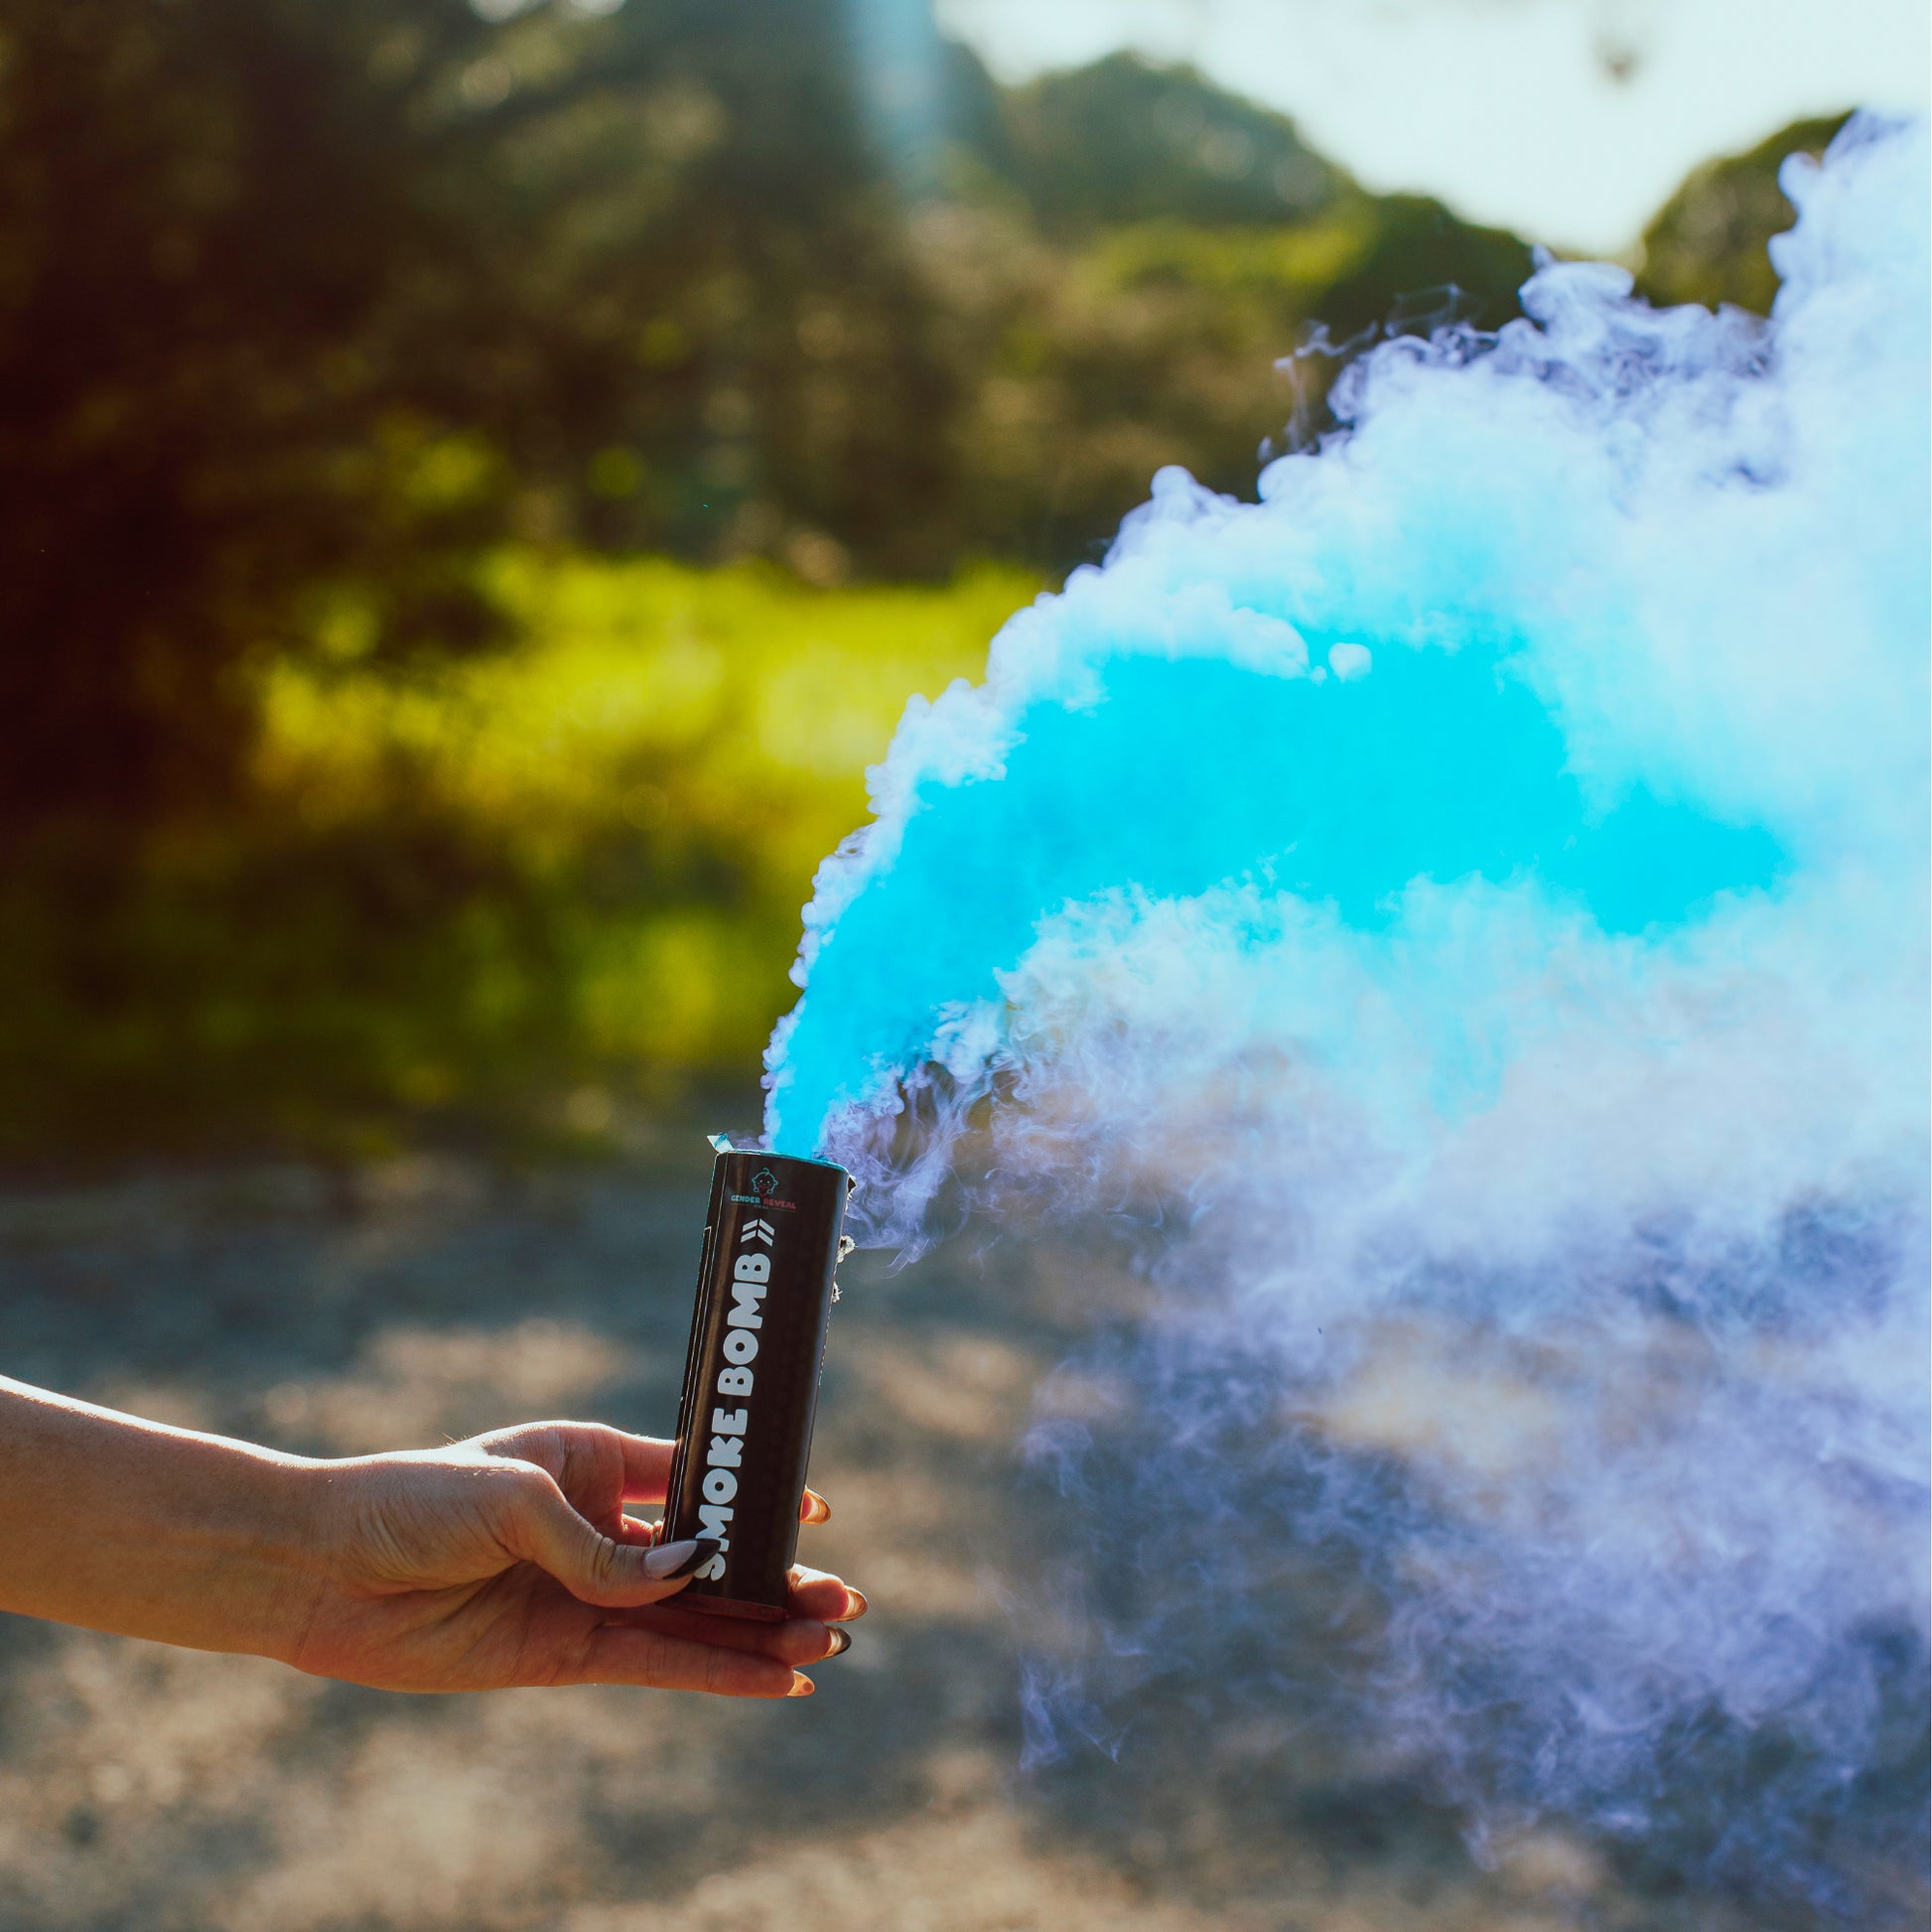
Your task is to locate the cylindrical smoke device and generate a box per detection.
[659,1141,852,1619]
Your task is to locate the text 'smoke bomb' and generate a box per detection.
[660,1145,851,1618]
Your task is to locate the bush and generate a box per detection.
[0,558,1034,1160]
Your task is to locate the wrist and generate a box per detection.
[239,1450,348,1667]
[121,1437,340,1665]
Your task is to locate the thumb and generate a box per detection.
[498,1471,719,1608]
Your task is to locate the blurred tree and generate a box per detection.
[0,0,517,829]
[0,0,941,832]
[1636,112,1852,315]
[926,56,1533,566]
[0,6,1543,841]
[990,51,1345,231]
[4,3,1802,1158]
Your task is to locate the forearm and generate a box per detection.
[0,1386,858,1696]
[0,1375,324,1661]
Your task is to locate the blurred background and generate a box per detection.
[0,1,1924,1926]
[5,0,1926,1162]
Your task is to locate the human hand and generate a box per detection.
[286,1421,863,1698]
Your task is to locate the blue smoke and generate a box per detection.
[772,641,1787,1148]
[763,117,1929,1908]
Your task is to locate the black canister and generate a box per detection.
[660,1145,850,1619]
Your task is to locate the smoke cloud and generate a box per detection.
[764,118,1929,1913]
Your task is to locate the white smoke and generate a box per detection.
[765,115,1930,1911]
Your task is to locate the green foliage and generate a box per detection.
[2,0,528,823]
[991,51,1344,232]
[0,0,930,825]
[0,6,1536,834]
[0,560,1033,1157]
[1637,113,1852,315]
[0,4,1803,1156]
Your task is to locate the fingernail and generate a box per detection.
[821,1627,852,1660]
[786,1673,815,1698]
[800,1490,830,1524]
[839,1587,869,1620]
[643,1537,721,1581]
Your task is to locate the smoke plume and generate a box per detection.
[765,118,1929,1913]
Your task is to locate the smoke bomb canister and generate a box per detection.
[660,1146,850,1619]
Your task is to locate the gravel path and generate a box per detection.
[0,1152,1802,1930]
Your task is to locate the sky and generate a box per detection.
[934,0,1931,253]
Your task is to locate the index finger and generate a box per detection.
[620,1444,829,1521]
[616,1431,676,1504]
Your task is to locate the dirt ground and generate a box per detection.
[0,1146,1893,1931]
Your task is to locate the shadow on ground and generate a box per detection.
[0,1152,1909,1930]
